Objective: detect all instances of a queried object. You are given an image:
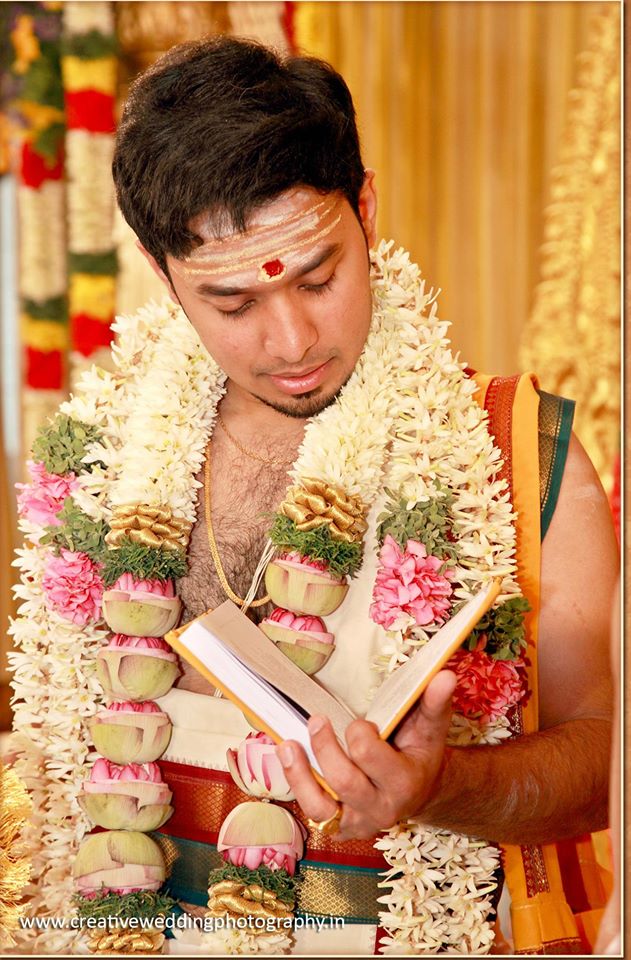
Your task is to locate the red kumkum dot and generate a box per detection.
[262,258,285,278]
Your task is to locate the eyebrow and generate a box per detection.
[193,242,342,298]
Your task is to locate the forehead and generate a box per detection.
[172,188,346,285]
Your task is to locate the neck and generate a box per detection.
[220,380,308,449]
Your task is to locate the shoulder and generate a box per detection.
[537,430,618,726]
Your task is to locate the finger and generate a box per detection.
[344,718,413,803]
[421,669,457,717]
[276,740,339,822]
[394,669,456,752]
[307,715,379,807]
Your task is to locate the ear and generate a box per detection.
[358,169,378,248]
[136,240,177,297]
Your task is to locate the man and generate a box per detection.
[16,34,616,955]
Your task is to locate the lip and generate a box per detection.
[268,360,331,395]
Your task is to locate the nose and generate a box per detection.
[262,295,319,364]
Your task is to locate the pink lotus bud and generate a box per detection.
[97,635,180,702]
[72,831,166,895]
[267,607,327,633]
[89,760,163,783]
[260,610,335,676]
[80,762,172,831]
[265,559,347,617]
[102,579,180,637]
[279,551,329,572]
[88,703,171,764]
[217,801,306,876]
[109,635,172,650]
[113,574,175,598]
[227,732,294,801]
[108,700,162,713]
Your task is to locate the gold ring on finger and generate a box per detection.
[306,803,343,836]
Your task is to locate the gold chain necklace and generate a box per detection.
[217,412,294,467]
[204,440,271,608]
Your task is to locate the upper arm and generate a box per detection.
[537,432,619,729]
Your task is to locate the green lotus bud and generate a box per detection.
[88,702,171,764]
[79,759,173,831]
[96,635,180,701]
[260,612,335,676]
[73,831,166,895]
[265,559,348,616]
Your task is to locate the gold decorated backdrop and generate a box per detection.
[295,1,612,376]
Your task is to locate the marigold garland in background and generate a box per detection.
[61,2,118,384]
[6,3,67,456]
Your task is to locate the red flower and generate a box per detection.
[448,644,526,721]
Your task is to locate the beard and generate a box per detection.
[254,374,352,420]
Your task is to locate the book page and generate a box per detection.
[172,617,328,769]
[197,602,355,741]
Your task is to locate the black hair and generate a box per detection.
[112,36,365,271]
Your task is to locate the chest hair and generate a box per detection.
[175,434,296,694]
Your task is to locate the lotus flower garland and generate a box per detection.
[96,634,180,701]
[102,574,181,637]
[264,479,368,681]
[227,732,294,801]
[88,701,172,764]
[217,802,306,876]
[265,553,348,618]
[260,607,335,675]
[72,831,166,896]
[9,247,534,953]
[79,759,173,831]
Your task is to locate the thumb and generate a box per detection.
[394,669,457,751]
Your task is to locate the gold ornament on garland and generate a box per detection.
[0,762,32,947]
[86,926,164,954]
[279,478,367,543]
[207,879,293,921]
[105,503,192,551]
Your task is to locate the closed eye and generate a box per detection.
[219,273,336,316]
[301,273,336,295]
[218,300,254,318]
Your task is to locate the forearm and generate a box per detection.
[417,717,611,844]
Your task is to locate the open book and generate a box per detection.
[165,579,501,787]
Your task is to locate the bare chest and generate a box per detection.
[175,440,294,694]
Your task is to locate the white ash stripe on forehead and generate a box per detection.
[186,197,335,260]
[179,211,342,278]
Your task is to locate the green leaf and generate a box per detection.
[40,498,108,562]
[73,890,177,922]
[31,414,104,475]
[464,596,531,660]
[22,295,67,322]
[376,484,461,562]
[268,514,363,578]
[102,539,188,587]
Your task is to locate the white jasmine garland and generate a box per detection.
[10,243,523,954]
[368,243,518,953]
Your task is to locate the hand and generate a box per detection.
[276,670,456,840]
